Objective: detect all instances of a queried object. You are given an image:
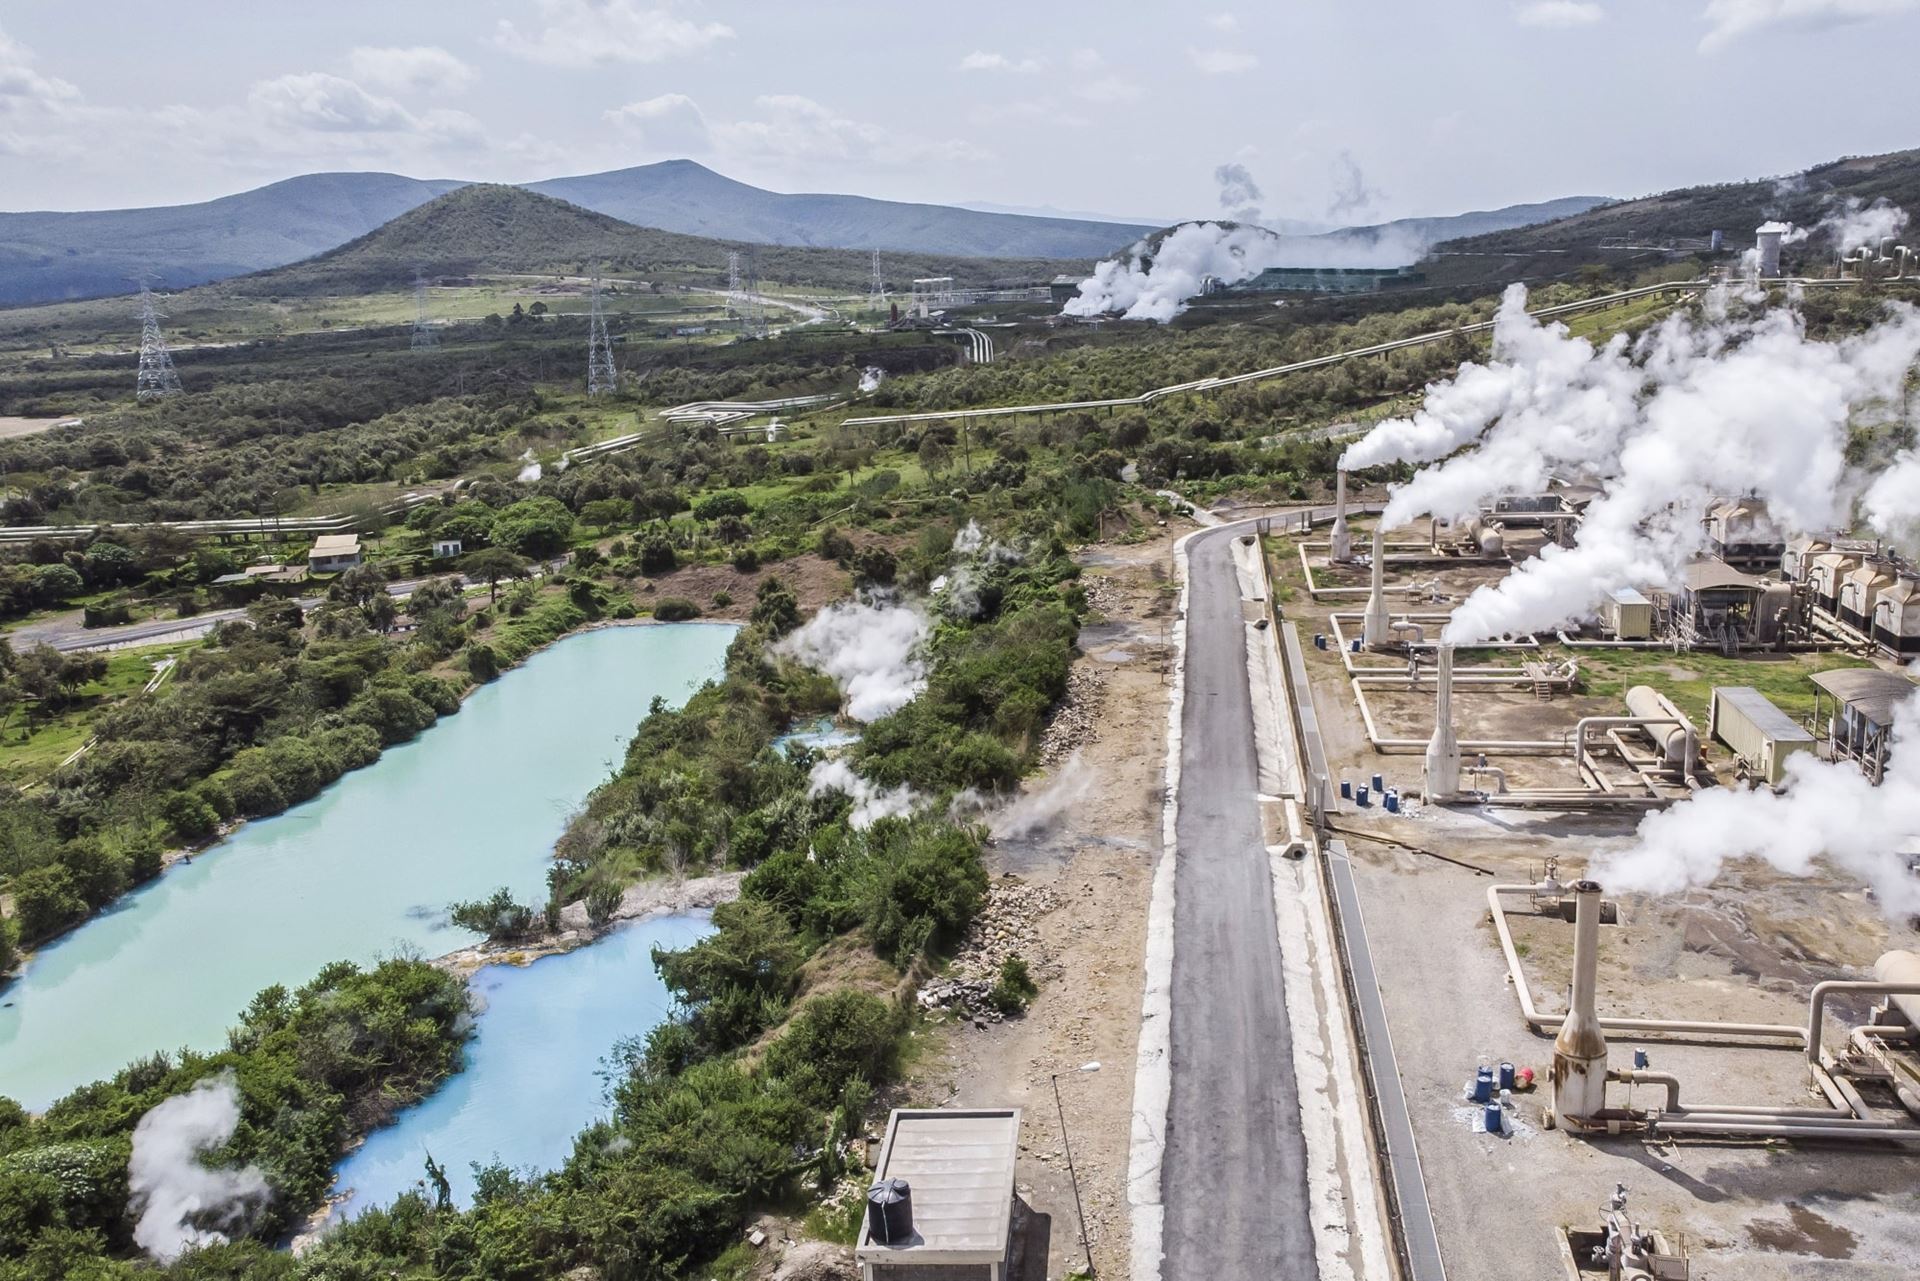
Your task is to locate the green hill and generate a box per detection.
[233,185,1081,296]
[1429,148,1920,283]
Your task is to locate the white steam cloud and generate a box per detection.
[1820,195,1911,254]
[937,519,1024,620]
[858,366,885,392]
[128,1074,270,1263]
[777,599,929,721]
[1064,221,1427,323]
[1215,162,1264,224]
[986,752,1093,840]
[1595,688,1920,917]
[807,758,923,829]
[1341,284,1920,643]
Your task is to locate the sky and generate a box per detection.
[4,1,1920,222]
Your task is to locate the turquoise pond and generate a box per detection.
[0,623,736,1111]
[331,911,713,1216]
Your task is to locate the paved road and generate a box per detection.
[1162,524,1317,1278]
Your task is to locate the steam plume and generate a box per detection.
[1215,162,1264,224]
[776,599,928,721]
[1595,688,1920,918]
[1819,195,1910,254]
[807,758,922,829]
[128,1074,270,1263]
[986,752,1093,839]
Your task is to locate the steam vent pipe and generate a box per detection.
[1553,880,1610,1128]
[1362,525,1392,649]
[1424,644,1461,800]
[1330,470,1352,562]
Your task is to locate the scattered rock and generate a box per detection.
[918,877,1061,1020]
[1038,665,1108,766]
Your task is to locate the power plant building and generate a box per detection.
[1706,496,1785,574]
[1811,668,1918,785]
[1228,265,1425,295]
[1709,685,1814,786]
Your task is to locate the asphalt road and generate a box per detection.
[1162,525,1317,1278]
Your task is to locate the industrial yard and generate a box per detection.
[1266,490,1920,1280]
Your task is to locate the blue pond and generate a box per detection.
[0,623,735,1110]
[332,913,712,1216]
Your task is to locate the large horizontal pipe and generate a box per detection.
[1807,981,1920,1064]
[1651,1120,1920,1142]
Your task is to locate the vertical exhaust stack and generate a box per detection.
[1329,470,1353,562]
[1553,880,1610,1130]
[1424,644,1461,800]
[1362,525,1392,649]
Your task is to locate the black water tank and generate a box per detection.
[866,1177,913,1244]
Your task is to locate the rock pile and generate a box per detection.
[918,876,1060,1023]
[1082,573,1121,615]
[1038,664,1107,766]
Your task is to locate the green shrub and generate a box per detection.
[653,598,701,622]
[161,790,221,842]
[466,643,500,682]
[764,991,903,1108]
[988,955,1038,1014]
[449,887,538,941]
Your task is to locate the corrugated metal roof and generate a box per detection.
[1609,587,1651,606]
[856,1108,1019,1265]
[1713,686,1811,742]
[1811,669,1920,724]
[309,534,360,555]
[1682,557,1765,591]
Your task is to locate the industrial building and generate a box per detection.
[1670,557,1787,651]
[1705,495,1785,573]
[1709,685,1814,786]
[1049,274,1080,305]
[855,1108,1022,1281]
[1225,265,1425,295]
[1599,587,1653,641]
[1811,668,1918,784]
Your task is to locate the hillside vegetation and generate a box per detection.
[230,185,1082,297]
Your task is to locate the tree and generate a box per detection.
[580,498,626,533]
[751,577,800,637]
[13,864,85,943]
[490,497,575,558]
[30,564,83,607]
[334,562,389,610]
[462,547,531,606]
[637,531,676,575]
[693,491,751,521]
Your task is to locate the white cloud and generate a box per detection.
[711,93,987,169]
[0,25,80,112]
[495,0,733,67]
[347,46,475,95]
[1700,0,1918,50]
[1069,48,1106,72]
[1188,47,1259,73]
[604,91,711,153]
[1514,1,1606,26]
[1207,12,1241,31]
[958,50,1044,73]
[247,73,416,133]
[1076,75,1142,103]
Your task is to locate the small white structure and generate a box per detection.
[307,533,362,574]
[856,1108,1021,1281]
[432,538,463,559]
[1600,587,1653,641]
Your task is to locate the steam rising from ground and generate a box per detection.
[1819,195,1911,254]
[938,519,1024,619]
[776,599,928,721]
[1340,284,1920,642]
[986,753,1093,840]
[1064,220,1427,323]
[858,366,885,392]
[1596,689,1920,918]
[129,1074,270,1263]
[806,758,921,830]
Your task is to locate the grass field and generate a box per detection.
[0,644,191,785]
[1574,647,1877,726]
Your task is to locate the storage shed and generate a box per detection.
[306,533,362,574]
[1709,686,1814,786]
[1600,587,1653,640]
[1811,668,1919,784]
[856,1108,1021,1281]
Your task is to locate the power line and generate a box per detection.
[135,282,183,400]
[869,247,884,307]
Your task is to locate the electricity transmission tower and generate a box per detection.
[726,250,742,316]
[587,273,618,396]
[135,283,183,400]
[741,250,768,339]
[868,248,884,307]
[410,272,438,350]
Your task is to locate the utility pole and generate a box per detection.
[135,282,183,400]
[1052,1072,1096,1276]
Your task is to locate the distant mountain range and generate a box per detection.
[226,184,1083,298]
[0,161,1152,307]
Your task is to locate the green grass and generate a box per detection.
[0,644,191,784]
[1574,648,1875,725]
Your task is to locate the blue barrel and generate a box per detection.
[1349,638,1361,652]
[1370,772,1384,794]
[1355,787,1370,808]
[1314,632,1327,650]
[1339,779,1352,800]
[1483,1102,1503,1134]
[1498,1062,1515,1090]
[1471,1068,1493,1103]
[1383,792,1400,814]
